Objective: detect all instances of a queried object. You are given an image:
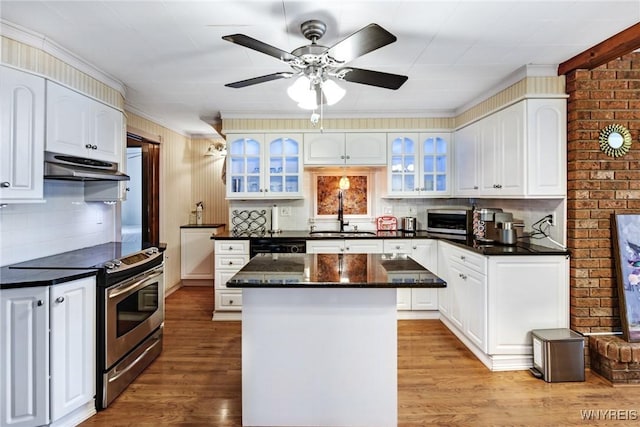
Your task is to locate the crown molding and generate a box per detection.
[1,19,126,95]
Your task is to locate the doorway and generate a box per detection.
[122,133,160,245]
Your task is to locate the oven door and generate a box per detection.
[105,264,164,369]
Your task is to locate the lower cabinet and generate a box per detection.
[213,240,249,318]
[437,241,569,371]
[305,239,384,254]
[1,277,96,427]
[181,227,224,285]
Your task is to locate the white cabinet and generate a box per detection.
[0,66,45,203]
[226,134,303,199]
[49,277,96,422]
[181,227,223,284]
[387,132,452,197]
[453,122,481,197]
[214,240,249,316]
[454,98,566,198]
[479,102,525,196]
[303,132,387,166]
[46,81,123,164]
[1,286,49,427]
[438,241,570,371]
[306,239,384,254]
[383,239,438,311]
[1,276,96,427]
[438,242,487,351]
[487,256,569,356]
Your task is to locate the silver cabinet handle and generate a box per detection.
[459,273,467,280]
[85,143,92,149]
[340,155,345,159]
[473,186,479,190]
[92,145,98,150]
[1,182,10,188]
[460,255,466,261]
[228,261,233,265]
[229,299,234,305]
[55,296,65,303]
[37,300,44,306]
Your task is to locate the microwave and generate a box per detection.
[426,209,472,235]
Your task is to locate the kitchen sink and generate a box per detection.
[309,231,377,238]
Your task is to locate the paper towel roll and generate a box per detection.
[271,206,279,232]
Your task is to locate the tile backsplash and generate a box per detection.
[0,181,116,266]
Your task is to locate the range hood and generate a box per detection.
[44,152,130,181]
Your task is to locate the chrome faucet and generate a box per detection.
[338,190,349,232]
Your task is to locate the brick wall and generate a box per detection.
[566,52,640,337]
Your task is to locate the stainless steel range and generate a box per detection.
[98,246,164,409]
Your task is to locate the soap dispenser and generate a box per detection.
[195,202,203,225]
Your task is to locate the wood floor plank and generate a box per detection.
[80,287,639,426]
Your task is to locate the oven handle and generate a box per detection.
[108,270,163,299]
[108,335,162,383]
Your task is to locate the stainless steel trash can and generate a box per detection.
[530,328,585,382]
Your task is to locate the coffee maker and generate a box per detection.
[475,208,523,245]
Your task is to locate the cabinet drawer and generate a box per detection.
[383,240,412,254]
[219,291,243,309]
[216,255,249,270]
[214,240,249,254]
[447,246,486,275]
[216,270,239,289]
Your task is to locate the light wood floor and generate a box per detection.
[81,287,637,427]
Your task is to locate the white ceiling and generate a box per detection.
[1,0,639,136]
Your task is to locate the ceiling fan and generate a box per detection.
[222,20,408,108]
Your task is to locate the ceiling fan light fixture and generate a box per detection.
[321,79,346,106]
[287,76,311,103]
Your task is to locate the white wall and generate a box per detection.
[0,181,116,266]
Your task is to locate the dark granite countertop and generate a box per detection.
[212,230,569,256]
[226,253,446,288]
[180,223,226,229]
[0,267,97,289]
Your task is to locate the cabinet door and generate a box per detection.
[496,102,525,195]
[306,240,344,254]
[454,123,480,196]
[447,262,465,330]
[46,81,88,157]
[226,134,264,198]
[411,239,437,272]
[396,288,412,311]
[345,133,387,165]
[526,99,567,197]
[181,229,215,280]
[303,133,345,165]
[91,102,123,163]
[463,269,487,352]
[388,133,419,195]
[0,66,45,202]
[419,133,450,195]
[266,134,303,197]
[479,113,500,194]
[345,239,383,254]
[0,287,49,427]
[50,277,96,421]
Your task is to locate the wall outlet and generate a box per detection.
[280,206,291,216]
[384,206,392,214]
[408,206,417,215]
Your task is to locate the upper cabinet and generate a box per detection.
[0,66,45,203]
[226,133,303,199]
[46,81,123,164]
[387,132,451,197]
[303,132,387,166]
[454,99,566,199]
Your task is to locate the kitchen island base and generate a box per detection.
[242,287,398,427]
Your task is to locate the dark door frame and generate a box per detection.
[126,132,160,245]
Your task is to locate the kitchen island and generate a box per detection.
[227,253,445,427]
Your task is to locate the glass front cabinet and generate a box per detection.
[387,133,451,197]
[226,133,303,199]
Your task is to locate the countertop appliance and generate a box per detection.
[10,242,165,410]
[426,209,472,235]
[530,329,585,382]
[401,216,416,232]
[376,216,397,231]
[249,238,307,258]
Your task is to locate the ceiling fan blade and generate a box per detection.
[336,67,408,90]
[222,34,298,62]
[325,24,397,63]
[225,72,295,88]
